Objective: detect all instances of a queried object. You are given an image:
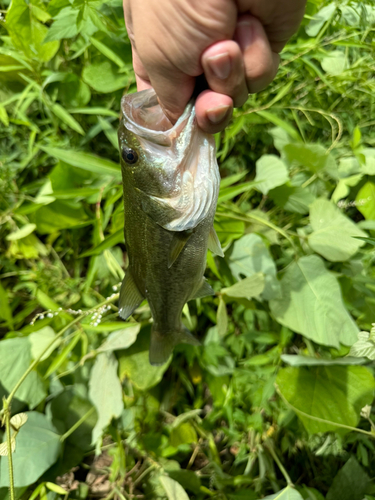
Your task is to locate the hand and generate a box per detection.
[123,0,306,133]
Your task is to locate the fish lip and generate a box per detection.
[121,88,194,147]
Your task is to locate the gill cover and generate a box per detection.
[120,89,221,232]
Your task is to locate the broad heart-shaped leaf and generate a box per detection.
[284,143,336,174]
[326,456,369,500]
[97,324,140,353]
[321,50,347,75]
[0,338,46,408]
[160,475,190,500]
[5,0,59,62]
[308,199,366,261]
[276,365,375,434]
[254,155,289,194]
[356,182,375,220]
[269,255,358,348]
[305,3,337,37]
[258,486,303,500]
[88,352,124,444]
[118,326,171,390]
[227,233,281,300]
[349,331,375,360]
[29,326,59,361]
[82,60,132,93]
[221,273,265,299]
[0,412,62,487]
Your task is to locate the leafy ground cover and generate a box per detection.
[1,0,375,498]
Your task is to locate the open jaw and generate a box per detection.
[121,89,194,146]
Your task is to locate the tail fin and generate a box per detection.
[149,325,200,366]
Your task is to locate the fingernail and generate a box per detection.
[207,52,231,80]
[206,105,231,124]
[235,17,254,48]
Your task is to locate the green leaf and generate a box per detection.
[0,106,9,127]
[82,60,131,93]
[43,6,80,42]
[44,332,81,378]
[305,3,336,37]
[6,0,60,62]
[349,331,375,360]
[170,422,197,447]
[29,326,59,361]
[0,337,46,407]
[218,181,256,203]
[35,200,89,234]
[160,475,190,500]
[308,199,366,261]
[326,456,369,500]
[254,155,289,194]
[214,218,245,247]
[6,223,36,241]
[259,486,304,500]
[80,229,124,257]
[222,273,265,299]
[97,324,140,353]
[281,355,366,366]
[40,146,121,178]
[90,37,126,68]
[276,365,375,433]
[361,148,375,175]
[284,143,336,173]
[0,412,62,487]
[321,50,347,75]
[216,296,228,338]
[255,110,301,141]
[89,352,124,444]
[356,182,375,220]
[269,255,359,348]
[0,282,14,330]
[228,233,281,300]
[118,326,171,391]
[50,103,85,135]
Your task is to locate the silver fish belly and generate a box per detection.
[118,89,223,365]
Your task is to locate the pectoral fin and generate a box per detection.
[118,271,144,320]
[208,226,224,257]
[189,279,215,300]
[168,230,193,268]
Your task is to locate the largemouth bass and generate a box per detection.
[118,89,223,365]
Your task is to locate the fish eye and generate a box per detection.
[122,147,138,165]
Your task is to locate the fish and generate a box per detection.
[118,88,223,365]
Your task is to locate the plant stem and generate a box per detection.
[60,407,95,442]
[3,399,15,500]
[5,294,119,407]
[264,440,293,487]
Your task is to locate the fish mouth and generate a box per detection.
[121,89,194,147]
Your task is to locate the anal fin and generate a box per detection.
[149,324,200,366]
[208,227,224,257]
[189,279,215,301]
[118,271,144,320]
[168,230,193,268]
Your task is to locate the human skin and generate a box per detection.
[123,0,306,133]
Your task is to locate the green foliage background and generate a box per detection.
[1,0,375,498]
